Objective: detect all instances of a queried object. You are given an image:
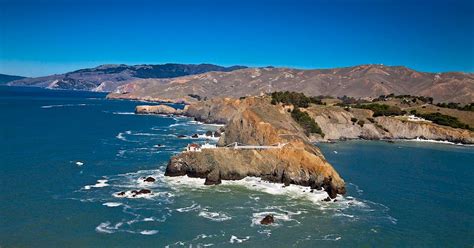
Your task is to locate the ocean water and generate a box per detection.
[1,86,473,247]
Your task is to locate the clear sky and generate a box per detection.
[0,0,473,77]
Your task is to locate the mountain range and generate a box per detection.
[0,74,26,84]
[108,64,474,104]
[6,63,474,103]
[7,63,246,91]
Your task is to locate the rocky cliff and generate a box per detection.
[304,106,474,144]
[166,97,346,198]
[180,97,474,144]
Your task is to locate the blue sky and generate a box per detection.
[0,0,473,77]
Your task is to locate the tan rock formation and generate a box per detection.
[135,104,183,115]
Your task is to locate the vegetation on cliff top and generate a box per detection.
[410,110,473,131]
[353,103,404,117]
[271,91,325,107]
[291,108,325,137]
[435,102,474,112]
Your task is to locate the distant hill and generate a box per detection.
[108,64,474,104]
[0,74,26,84]
[7,63,247,92]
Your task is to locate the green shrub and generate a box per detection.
[291,108,324,137]
[271,91,310,108]
[271,91,328,108]
[415,112,473,131]
[353,103,403,117]
[436,102,474,112]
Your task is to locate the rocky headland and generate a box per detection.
[165,97,347,198]
[132,95,473,200]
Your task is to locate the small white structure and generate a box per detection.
[406,115,429,122]
[186,143,201,152]
[201,143,217,149]
[186,143,217,152]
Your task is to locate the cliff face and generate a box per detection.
[166,97,346,198]
[304,106,474,144]
[377,117,474,143]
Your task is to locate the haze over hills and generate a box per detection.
[108,64,474,104]
[0,74,26,84]
[7,63,247,92]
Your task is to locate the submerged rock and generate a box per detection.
[260,215,275,225]
[191,134,199,138]
[205,131,213,137]
[143,177,156,183]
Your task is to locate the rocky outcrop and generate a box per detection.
[166,97,346,198]
[260,215,275,225]
[135,104,183,115]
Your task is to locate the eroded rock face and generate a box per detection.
[135,105,182,115]
[166,97,346,198]
[305,106,474,144]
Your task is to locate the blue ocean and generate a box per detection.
[1,86,473,247]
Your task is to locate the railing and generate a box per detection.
[225,142,287,149]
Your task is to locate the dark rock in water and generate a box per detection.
[322,197,331,202]
[333,199,338,202]
[260,215,275,225]
[117,191,125,196]
[191,133,199,138]
[136,189,152,195]
[144,177,156,182]
[204,169,221,185]
[205,131,213,136]
[155,144,164,147]
[177,135,187,138]
[310,189,314,193]
[213,131,221,137]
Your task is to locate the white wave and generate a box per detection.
[95,221,123,234]
[176,203,201,213]
[229,235,250,244]
[75,161,84,166]
[84,179,109,190]
[130,132,160,136]
[169,123,187,127]
[198,209,231,222]
[40,103,90,109]
[116,132,127,141]
[112,189,163,199]
[102,202,122,207]
[318,234,342,241]
[222,177,330,204]
[140,230,159,235]
[112,112,135,115]
[398,137,473,146]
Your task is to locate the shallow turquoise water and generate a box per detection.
[1,86,473,247]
